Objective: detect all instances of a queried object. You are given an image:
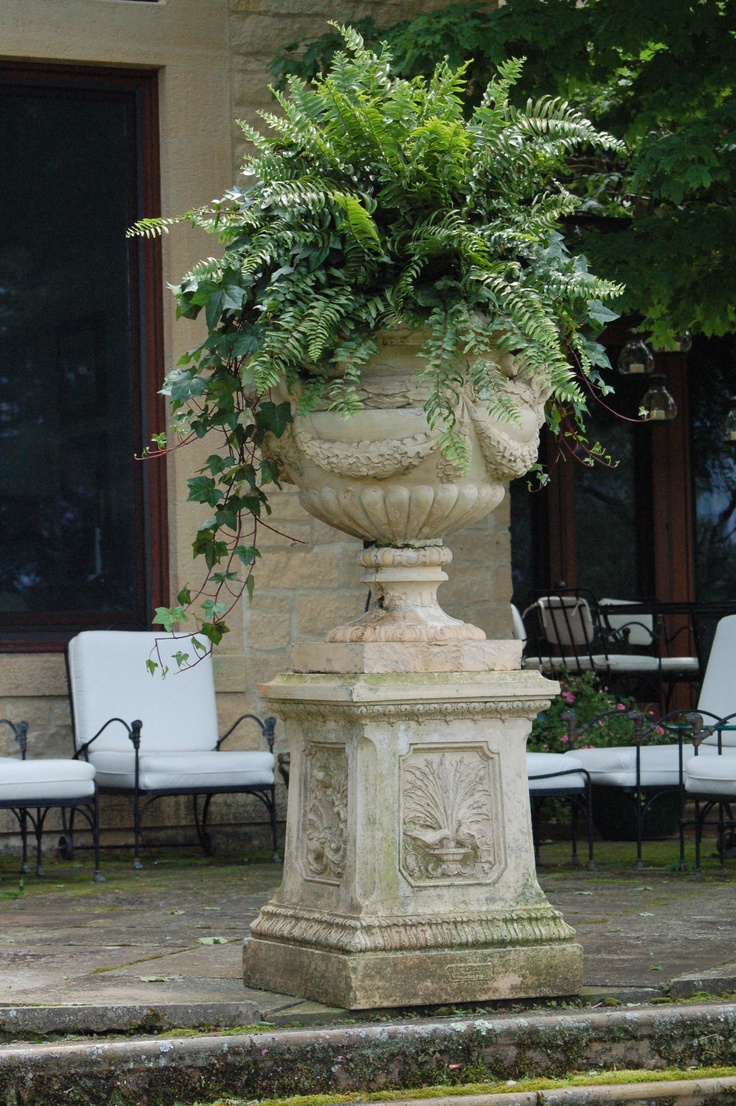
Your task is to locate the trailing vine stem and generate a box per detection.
[130,25,624,659]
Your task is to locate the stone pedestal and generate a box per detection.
[243,667,583,1009]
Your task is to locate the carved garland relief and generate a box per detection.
[303,744,348,884]
[400,743,505,885]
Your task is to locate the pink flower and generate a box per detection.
[655,725,664,735]
[617,703,626,711]
[561,690,575,703]
[560,734,569,743]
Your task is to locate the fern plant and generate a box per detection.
[131,25,623,650]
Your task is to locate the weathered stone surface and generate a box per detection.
[244,669,579,1008]
[291,639,522,674]
[243,939,583,1008]
[6,1002,736,1106]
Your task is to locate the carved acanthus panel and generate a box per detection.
[400,744,505,886]
[303,744,348,884]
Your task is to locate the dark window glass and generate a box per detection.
[573,381,647,601]
[0,70,164,645]
[510,366,655,604]
[690,336,736,602]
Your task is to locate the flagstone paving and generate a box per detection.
[1,838,735,1030]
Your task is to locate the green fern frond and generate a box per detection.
[128,215,186,239]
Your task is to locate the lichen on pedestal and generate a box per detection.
[244,669,582,1009]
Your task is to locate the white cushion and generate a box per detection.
[68,631,219,754]
[523,655,598,673]
[660,656,700,674]
[604,654,660,673]
[0,757,96,803]
[564,744,694,788]
[685,752,736,796]
[87,749,274,791]
[698,615,736,736]
[536,596,595,648]
[524,653,686,676]
[527,752,587,792]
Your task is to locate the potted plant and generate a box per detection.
[132,25,623,647]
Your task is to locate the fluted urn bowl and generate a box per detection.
[266,330,550,546]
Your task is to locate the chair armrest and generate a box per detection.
[217,714,277,753]
[0,718,28,760]
[76,717,142,760]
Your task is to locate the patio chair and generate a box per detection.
[523,590,697,710]
[527,752,594,869]
[599,598,699,708]
[0,718,102,880]
[66,630,278,868]
[561,614,736,868]
[521,590,647,682]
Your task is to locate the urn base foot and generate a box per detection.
[243,937,583,1010]
[327,544,486,644]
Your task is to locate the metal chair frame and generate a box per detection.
[0,718,102,881]
[527,764,595,870]
[68,709,278,869]
[564,708,705,871]
[681,710,736,876]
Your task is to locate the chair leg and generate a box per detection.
[634,790,645,870]
[133,788,143,870]
[92,791,105,883]
[677,789,688,872]
[694,799,710,877]
[584,780,596,870]
[19,809,30,875]
[569,800,580,867]
[193,794,216,856]
[33,807,49,877]
[717,801,729,877]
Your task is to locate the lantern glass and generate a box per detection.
[618,338,654,375]
[641,375,677,422]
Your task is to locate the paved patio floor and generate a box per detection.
[1,835,735,1034]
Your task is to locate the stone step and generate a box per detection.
[2,1001,736,1106]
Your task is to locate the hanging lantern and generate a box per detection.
[618,338,654,375]
[641,375,677,422]
[722,399,736,442]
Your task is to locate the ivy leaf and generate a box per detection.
[258,401,292,438]
[234,545,260,566]
[187,476,223,507]
[200,621,229,646]
[153,606,188,631]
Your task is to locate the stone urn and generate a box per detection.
[266,329,551,655]
[245,329,582,1010]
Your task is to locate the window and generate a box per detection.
[0,66,166,649]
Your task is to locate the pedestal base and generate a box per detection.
[244,669,581,1009]
[245,934,582,1010]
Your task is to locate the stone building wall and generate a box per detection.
[0,0,512,858]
